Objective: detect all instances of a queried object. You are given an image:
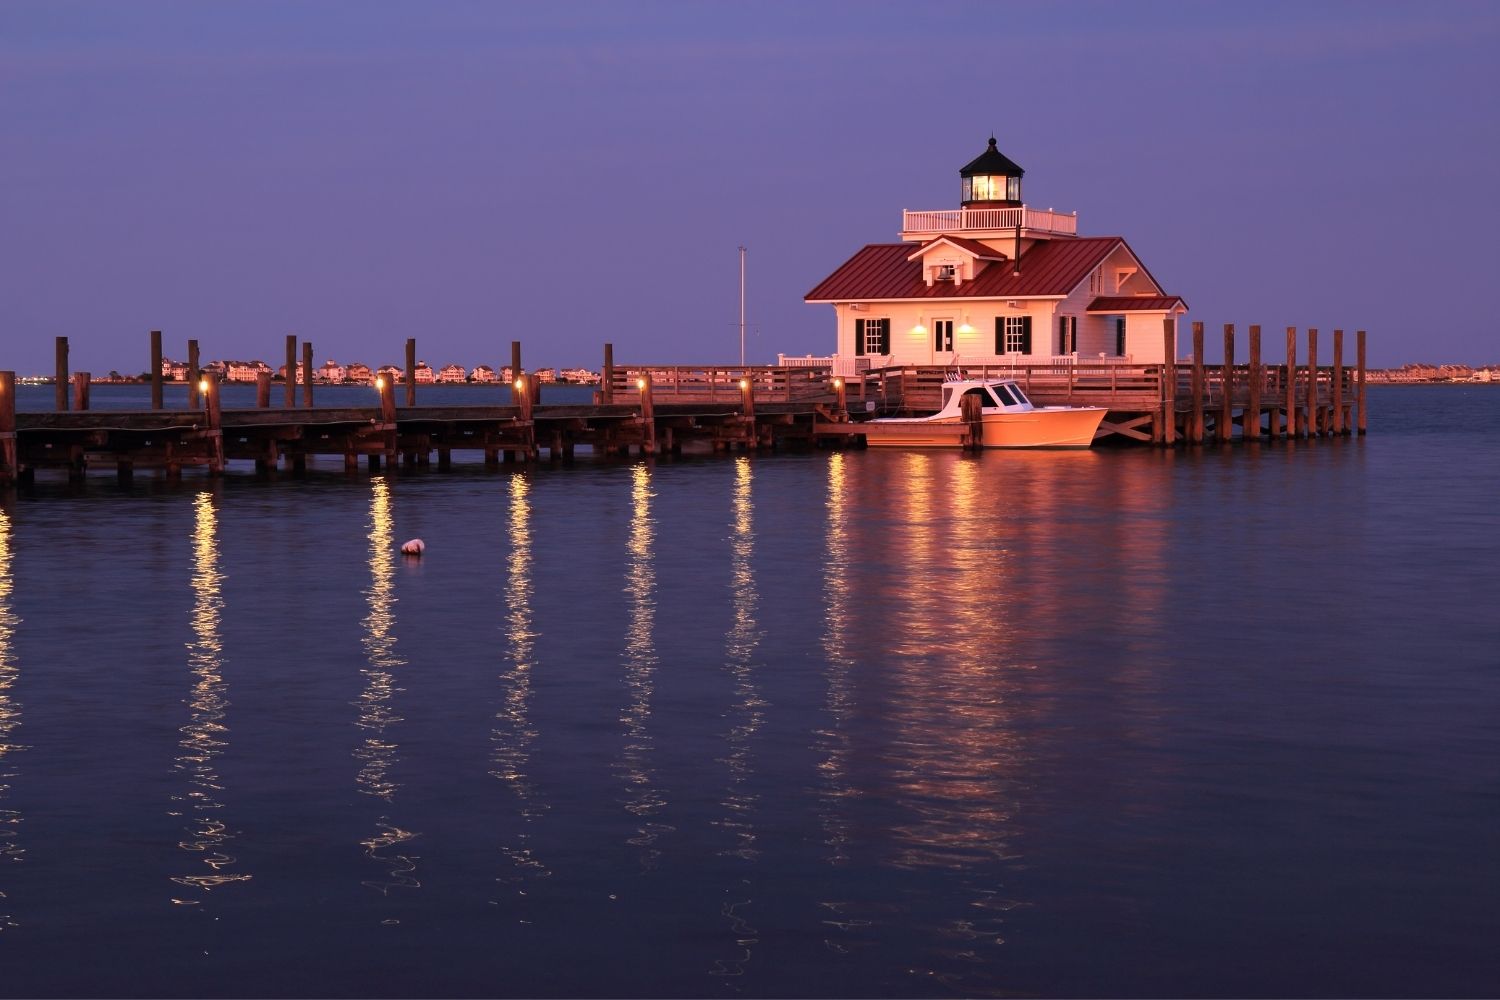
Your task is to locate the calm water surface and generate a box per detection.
[0,387,1496,997]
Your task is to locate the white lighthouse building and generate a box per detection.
[803,137,1186,372]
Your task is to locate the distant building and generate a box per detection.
[436,364,468,383]
[346,363,374,384]
[561,368,600,384]
[376,365,403,383]
[470,364,499,383]
[319,360,347,383]
[803,137,1186,373]
[224,360,271,382]
[413,361,435,384]
[161,358,189,381]
[534,367,557,383]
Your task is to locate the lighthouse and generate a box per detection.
[960,136,1024,208]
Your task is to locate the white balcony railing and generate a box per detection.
[901,206,1078,236]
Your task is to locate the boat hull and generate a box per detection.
[862,406,1107,449]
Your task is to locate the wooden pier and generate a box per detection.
[0,324,1368,488]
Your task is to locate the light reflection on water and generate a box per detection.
[492,472,550,888]
[168,489,252,901]
[617,464,670,869]
[0,507,21,932]
[355,478,420,898]
[708,456,766,983]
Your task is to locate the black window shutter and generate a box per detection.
[1020,316,1033,355]
[878,319,890,355]
[1058,317,1067,353]
[1071,317,1078,352]
[855,318,866,356]
[1116,318,1126,355]
[995,317,1005,355]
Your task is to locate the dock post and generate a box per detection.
[55,336,69,411]
[405,338,416,407]
[1190,321,1205,444]
[303,341,315,408]
[187,339,200,408]
[515,371,536,461]
[0,372,17,486]
[1306,328,1319,437]
[1285,327,1297,438]
[72,372,90,411]
[638,372,656,456]
[740,375,756,449]
[960,391,983,451]
[1332,329,1345,435]
[1220,323,1234,443]
[1247,324,1262,439]
[151,330,164,410]
[256,370,271,408]
[378,374,398,470]
[834,375,848,420]
[601,343,614,404]
[284,335,297,407]
[205,376,224,475]
[1357,330,1367,435]
[1160,317,1176,446]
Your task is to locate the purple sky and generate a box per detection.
[3,1,1497,373]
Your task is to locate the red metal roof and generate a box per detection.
[806,236,1133,302]
[1085,296,1188,312]
[907,234,1009,261]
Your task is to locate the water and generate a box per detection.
[0,387,1496,997]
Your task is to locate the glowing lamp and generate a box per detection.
[376,377,385,390]
[636,378,646,391]
[514,376,525,389]
[198,379,209,394]
[739,379,748,391]
[833,377,843,389]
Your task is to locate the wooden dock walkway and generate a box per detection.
[0,325,1368,488]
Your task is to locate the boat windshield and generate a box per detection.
[989,383,1019,407]
[1009,384,1032,407]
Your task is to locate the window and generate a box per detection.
[1088,268,1103,295]
[934,319,954,352]
[1058,316,1077,354]
[1115,318,1127,356]
[1006,176,1020,201]
[995,316,1032,355]
[990,383,1018,407]
[854,317,890,356]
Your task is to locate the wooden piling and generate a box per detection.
[284,335,297,407]
[1357,329,1367,435]
[205,377,224,475]
[834,374,848,419]
[739,375,756,448]
[638,372,656,455]
[1220,323,1234,443]
[187,339,200,408]
[302,341,314,408]
[1160,317,1176,446]
[960,391,983,450]
[1247,324,1262,439]
[1306,328,1319,437]
[55,336,69,411]
[1190,321,1205,444]
[1285,327,1297,438]
[0,372,16,485]
[378,375,397,424]
[510,342,522,393]
[601,343,615,404]
[1332,329,1345,435]
[72,372,90,411]
[256,370,271,408]
[151,330,164,410]
[405,338,417,407]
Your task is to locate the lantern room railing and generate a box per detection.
[901,206,1078,236]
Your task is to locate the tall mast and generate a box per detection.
[738,245,747,367]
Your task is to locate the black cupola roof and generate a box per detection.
[960,137,1024,178]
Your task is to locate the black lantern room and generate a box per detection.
[960,136,1024,208]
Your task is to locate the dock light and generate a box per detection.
[911,323,927,337]
[833,377,843,389]
[198,379,209,395]
[739,378,748,391]
[514,375,525,389]
[636,378,646,391]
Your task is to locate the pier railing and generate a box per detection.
[901,206,1078,236]
[605,364,834,403]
